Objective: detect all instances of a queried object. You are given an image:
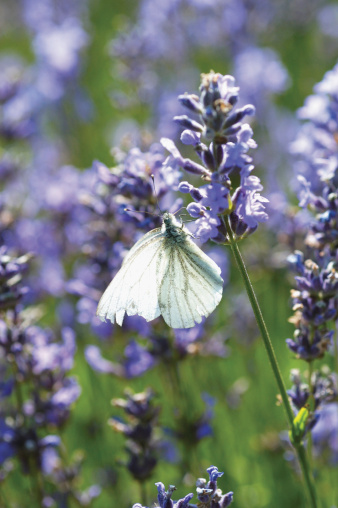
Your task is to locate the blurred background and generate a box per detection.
[0,0,337,507]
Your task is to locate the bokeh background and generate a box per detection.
[0,0,337,507]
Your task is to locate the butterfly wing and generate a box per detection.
[158,237,223,328]
[96,228,164,325]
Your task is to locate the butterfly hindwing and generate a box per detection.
[158,237,223,328]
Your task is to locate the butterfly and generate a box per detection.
[96,212,223,329]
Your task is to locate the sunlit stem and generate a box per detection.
[307,361,314,464]
[222,214,319,508]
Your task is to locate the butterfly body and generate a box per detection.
[96,212,223,329]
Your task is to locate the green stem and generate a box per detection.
[296,445,319,508]
[168,361,195,474]
[139,480,147,507]
[307,362,314,464]
[222,215,319,508]
[334,319,338,375]
[0,487,10,508]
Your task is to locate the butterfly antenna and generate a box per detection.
[124,208,156,216]
[173,206,187,216]
[151,174,163,213]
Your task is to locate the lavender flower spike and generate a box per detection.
[133,465,233,508]
[196,465,233,507]
[162,71,267,244]
[284,61,338,467]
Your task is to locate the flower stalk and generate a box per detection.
[222,214,319,508]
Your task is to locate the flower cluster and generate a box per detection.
[22,0,89,103]
[0,0,90,302]
[286,253,337,361]
[109,388,161,482]
[133,465,233,508]
[290,63,338,252]
[287,368,336,429]
[0,249,98,505]
[286,62,338,461]
[162,71,268,243]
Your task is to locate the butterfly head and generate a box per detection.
[162,212,186,242]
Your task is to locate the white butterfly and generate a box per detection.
[96,212,223,329]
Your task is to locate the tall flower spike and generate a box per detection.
[284,61,338,467]
[162,71,267,244]
[0,245,98,504]
[108,388,161,481]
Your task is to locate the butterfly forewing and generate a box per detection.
[96,228,163,325]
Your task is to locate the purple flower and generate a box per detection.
[33,20,88,77]
[312,403,338,464]
[134,465,233,508]
[110,388,160,482]
[155,483,193,508]
[290,64,338,221]
[318,4,338,38]
[161,138,211,178]
[196,465,233,507]
[233,187,269,229]
[161,72,267,243]
[40,437,61,475]
[297,175,316,208]
[219,125,256,174]
[195,393,216,440]
[0,248,31,310]
[30,326,76,374]
[50,378,81,411]
[200,183,230,213]
[85,345,124,376]
[85,340,155,379]
[193,210,222,244]
[0,419,16,464]
[286,326,333,361]
[124,340,156,378]
[234,46,290,98]
[174,324,205,352]
[285,64,338,448]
